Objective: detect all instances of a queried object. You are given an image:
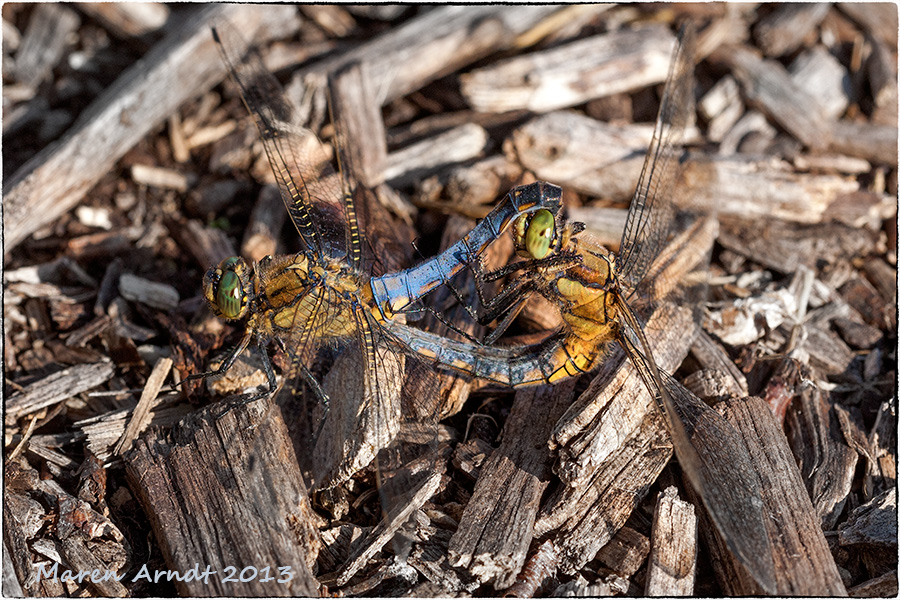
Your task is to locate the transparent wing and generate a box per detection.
[213,23,349,261]
[617,22,695,297]
[617,299,777,595]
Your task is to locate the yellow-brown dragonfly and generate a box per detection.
[383,23,778,594]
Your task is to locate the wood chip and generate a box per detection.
[646,486,697,596]
[241,184,287,262]
[789,45,850,120]
[76,3,170,38]
[130,164,193,191]
[6,360,115,424]
[330,61,388,188]
[719,44,831,150]
[14,4,80,89]
[595,526,650,579]
[782,359,858,529]
[448,380,576,589]
[696,396,848,595]
[384,123,489,186]
[838,488,897,548]
[124,397,320,595]
[461,25,676,113]
[118,273,179,311]
[112,357,173,455]
[864,400,897,501]
[285,6,562,107]
[753,3,830,57]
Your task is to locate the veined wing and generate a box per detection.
[616,298,777,595]
[616,23,695,298]
[213,24,349,262]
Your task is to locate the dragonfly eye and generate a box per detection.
[216,270,245,319]
[525,209,555,259]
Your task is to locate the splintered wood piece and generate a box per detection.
[840,275,893,331]
[332,468,443,587]
[699,75,743,143]
[285,6,562,108]
[866,36,898,115]
[124,397,320,596]
[408,523,480,594]
[447,380,576,589]
[6,360,115,424]
[690,330,749,396]
[753,3,830,57]
[718,217,879,274]
[864,400,896,500]
[838,3,899,49]
[118,273,180,311]
[537,406,672,573]
[439,155,525,208]
[789,45,851,120]
[829,120,899,165]
[848,570,899,597]
[838,488,897,580]
[384,123,489,186]
[511,111,654,201]
[77,3,170,38]
[31,476,129,597]
[241,184,287,262]
[595,526,650,579]
[14,4,80,90]
[683,154,860,223]
[57,536,128,597]
[329,61,388,188]
[4,4,298,251]
[695,395,847,595]
[645,487,697,596]
[838,488,897,548]
[718,44,831,150]
[550,303,698,488]
[130,164,193,191]
[502,539,560,597]
[112,357,173,456]
[461,25,676,113]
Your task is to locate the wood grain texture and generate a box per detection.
[646,487,697,596]
[124,397,319,596]
[694,395,848,596]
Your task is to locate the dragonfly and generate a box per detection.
[190,23,565,583]
[382,23,779,594]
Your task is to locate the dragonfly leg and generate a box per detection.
[474,252,582,342]
[178,330,254,388]
[297,363,333,446]
[240,341,280,402]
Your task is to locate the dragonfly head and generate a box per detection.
[203,256,252,320]
[514,208,564,260]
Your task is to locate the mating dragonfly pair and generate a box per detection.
[194,22,776,593]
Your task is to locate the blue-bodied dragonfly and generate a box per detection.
[381,23,778,594]
[190,23,565,583]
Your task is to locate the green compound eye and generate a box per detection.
[524,209,555,259]
[216,269,244,319]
